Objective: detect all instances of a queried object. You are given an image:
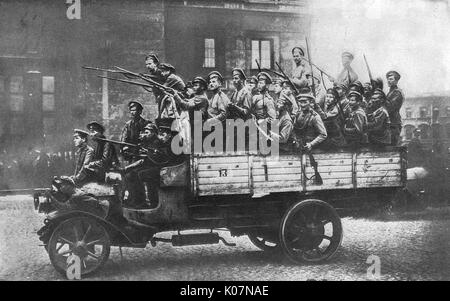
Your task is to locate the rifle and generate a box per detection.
[98,76,177,98]
[255,59,262,73]
[305,37,316,98]
[294,137,323,185]
[83,66,160,80]
[298,57,334,79]
[363,54,374,84]
[275,62,299,95]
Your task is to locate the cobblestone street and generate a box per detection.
[1,195,449,281]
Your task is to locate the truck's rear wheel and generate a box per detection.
[279,199,342,264]
[48,217,110,277]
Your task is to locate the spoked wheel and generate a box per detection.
[48,217,111,277]
[280,199,342,264]
[248,230,280,252]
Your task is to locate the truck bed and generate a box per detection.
[191,147,407,197]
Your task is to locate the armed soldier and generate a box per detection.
[228,68,252,120]
[273,78,298,117]
[206,71,230,125]
[174,76,209,123]
[144,52,163,82]
[291,46,310,90]
[274,93,294,151]
[251,72,276,123]
[330,52,359,86]
[71,129,94,187]
[292,94,327,151]
[343,91,368,147]
[385,70,404,146]
[121,100,150,163]
[158,63,186,119]
[124,120,184,209]
[321,88,346,149]
[85,121,119,182]
[348,81,367,110]
[366,89,391,146]
[245,75,258,96]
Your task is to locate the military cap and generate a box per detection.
[155,118,178,133]
[372,88,386,98]
[128,100,144,111]
[232,68,246,80]
[86,121,105,134]
[57,176,76,186]
[335,82,349,92]
[192,76,207,88]
[347,90,363,100]
[207,71,224,82]
[73,129,90,139]
[272,77,284,85]
[292,46,305,56]
[386,70,401,80]
[326,88,339,100]
[144,122,158,132]
[341,51,354,60]
[145,52,159,64]
[257,72,272,84]
[245,75,258,84]
[296,93,315,102]
[348,80,364,95]
[158,63,176,73]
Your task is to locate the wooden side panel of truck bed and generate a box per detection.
[192,148,407,197]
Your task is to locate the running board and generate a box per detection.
[151,232,236,247]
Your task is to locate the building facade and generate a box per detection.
[401,94,450,151]
[0,0,309,152]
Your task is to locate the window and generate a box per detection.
[446,107,450,117]
[9,76,24,112]
[251,39,272,69]
[404,125,415,140]
[432,107,440,121]
[203,38,215,68]
[419,107,428,118]
[42,76,55,111]
[405,107,412,118]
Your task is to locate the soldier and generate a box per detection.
[306,74,326,110]
[174,76,209,123]
[206,71,230,125]
[251,72,276,123]
[158,63,186,119]
[85,121,119,182]
[245,75,258,96]
[292,94,327,151]
[366,89,391,146]
[273,78,298,117]
[124,120,184,209]
[331,52,358,86]
[144,52,162,81]
[348,81,367,109]
[335,83,350,117]
[321,88,346,149]
[291,46,310,90]
[343,91,368,147]
[228,68,252,120]
[274,93,294,149]
[123,122,160,208]
[385,70,404,146]
[71,129,94,187]
[121,100,149,163]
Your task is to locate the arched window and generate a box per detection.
[419,107,428,118]
[432,123,443,139]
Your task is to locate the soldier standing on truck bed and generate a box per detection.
[343,91,368,148]
[292,94,327,151]
[251,72,276,123]
[158,63,186,119]
[291,46,310,90]
[385,70,404,146]
[366,89,391,146]
[228,68,252,120]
